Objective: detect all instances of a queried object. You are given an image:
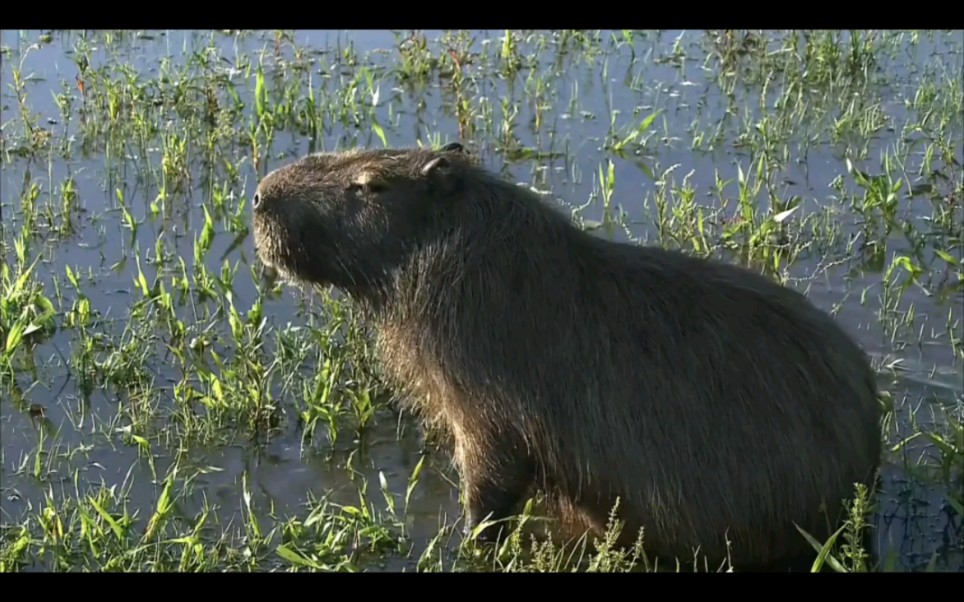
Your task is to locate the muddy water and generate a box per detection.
[1,29,961,571]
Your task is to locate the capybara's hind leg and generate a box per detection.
[461,445,535,545]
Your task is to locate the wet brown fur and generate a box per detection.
[252,144,882,572]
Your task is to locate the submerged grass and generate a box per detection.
[1,29,962,572]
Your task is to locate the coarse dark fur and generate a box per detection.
[251,143,882,572]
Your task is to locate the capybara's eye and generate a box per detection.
[349,181,388,195]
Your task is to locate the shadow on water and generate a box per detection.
[1,29,962,571]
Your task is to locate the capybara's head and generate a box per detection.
[252,142,470,294]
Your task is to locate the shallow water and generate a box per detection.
[1,29,962,572]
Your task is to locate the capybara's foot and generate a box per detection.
[462,477,529,546]
[462,515,507,546]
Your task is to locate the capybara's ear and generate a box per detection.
[421,155,451,177]
[440,142,465,154]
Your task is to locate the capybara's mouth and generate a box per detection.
[252,208,339,290]
[252,211,302,281]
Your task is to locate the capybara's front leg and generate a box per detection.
[460,442,534,545]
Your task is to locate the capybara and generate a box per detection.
[251,142,882,571]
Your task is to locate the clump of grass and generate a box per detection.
[0,460,256,572]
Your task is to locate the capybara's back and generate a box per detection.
[251,144,882,571]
